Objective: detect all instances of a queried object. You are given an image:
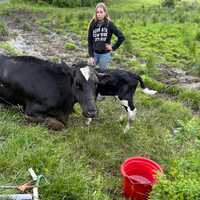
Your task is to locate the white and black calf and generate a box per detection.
[93,68,157,133]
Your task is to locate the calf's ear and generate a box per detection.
[96,73,111,84]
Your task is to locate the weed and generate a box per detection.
[64,42,77,50]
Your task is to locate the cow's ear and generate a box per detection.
[96,73,111,84]
[71,68,76,78]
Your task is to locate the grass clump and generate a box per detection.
[0,42,20,55]
[64,42,77,50]
[38,26,50,34]
[0,20,9,40]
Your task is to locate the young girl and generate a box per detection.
[88,2,125,69]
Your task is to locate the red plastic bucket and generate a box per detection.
[120,157,163,200]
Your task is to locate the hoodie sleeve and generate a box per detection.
[88,21,94,57]
[110,21,125,51]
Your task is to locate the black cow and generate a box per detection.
[0,54,100,130]
[90,67,157,133]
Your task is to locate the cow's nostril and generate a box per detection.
[87,110,97,117]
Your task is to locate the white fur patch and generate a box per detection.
[119,99,137,119]
[80,66,91,81]
[86,118,92,126]
[119,99,137,133]
[120,100,129,107]
[143,88,157,95]
[128,108,137,121]
[123,108,137,134]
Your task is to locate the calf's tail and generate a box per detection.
[136,75,157,95]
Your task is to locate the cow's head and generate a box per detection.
[71,62,98,118]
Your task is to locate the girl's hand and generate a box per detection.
[88,57,95,65]
[105,43,113,51]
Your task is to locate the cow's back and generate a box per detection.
[95,68,139,96]
[0,55,74,110]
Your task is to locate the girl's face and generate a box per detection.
[96,7,106,21]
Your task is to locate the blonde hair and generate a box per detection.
[94,2,110,21]
[88,2,111,28]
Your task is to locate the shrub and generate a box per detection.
[151,175,200,200]
[150,118,200,200]
[27,0,103,7]
[162,0,176,8]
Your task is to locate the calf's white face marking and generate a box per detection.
[80,66,91,81]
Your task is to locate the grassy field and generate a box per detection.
[0,0,200,199]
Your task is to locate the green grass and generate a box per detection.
[110,0,161,11]
[0,0,200,199]
[64,42,77,50]
[142,75,200,111]
[0,42,20,55]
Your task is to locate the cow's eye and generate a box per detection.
[76,82,83,91]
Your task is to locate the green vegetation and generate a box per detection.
[150,118,200,200]
[162,0,178,7]
[64,42,77,50]
[22,0,102,7]
[0,0,200,199]
[0,20,9,39]
[0,42,20,55]
[143,75,200,110]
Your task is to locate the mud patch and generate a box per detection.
[7,29,87,64]
[159,64,200,90]
[0,8,87,65]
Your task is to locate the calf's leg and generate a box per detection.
[118,87,137,133]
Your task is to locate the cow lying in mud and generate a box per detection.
[0,54,100,130]
[74,61,157,133]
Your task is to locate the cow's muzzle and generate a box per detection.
[83,109,97,118]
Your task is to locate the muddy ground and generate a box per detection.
[0,9,88,65]
[1,9,200,90]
